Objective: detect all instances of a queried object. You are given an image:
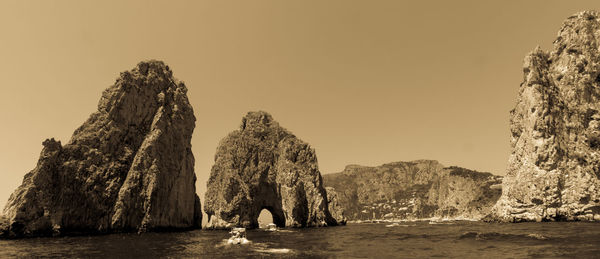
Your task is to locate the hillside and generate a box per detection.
[323,160,502,221]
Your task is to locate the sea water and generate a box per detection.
[1,221,599,258]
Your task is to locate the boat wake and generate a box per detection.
[254,248,292,254]
[428,221,455,225]
[459,231,549,241]
[386,223,417,227]
[252,243,293,254]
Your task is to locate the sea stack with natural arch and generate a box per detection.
[490,11,600,222]
[1,61,202,238]
[204,111,342,229]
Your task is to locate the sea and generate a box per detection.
[1,221,599,258]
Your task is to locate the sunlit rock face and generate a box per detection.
[323,161,502,221]
[2,61,201,238]
[490,11,600,222]
[204,111,339,229]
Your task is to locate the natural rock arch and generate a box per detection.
[257,207,285,228]
[204,111,339,229]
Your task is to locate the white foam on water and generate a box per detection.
[255,248,291,254]
[526,233,548,240]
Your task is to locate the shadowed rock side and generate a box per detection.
[1,61,201,238]
[0,216,8,237]
[325,187,347,225]
[204,111,339,229]
[489,11,600,222]
[323,160,502,221]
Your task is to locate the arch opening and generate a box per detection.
[258,209,273,228]
[256,206,285,228]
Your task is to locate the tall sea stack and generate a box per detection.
[204,111,340,229]
[491,11,600,222]
[2,61,202,238]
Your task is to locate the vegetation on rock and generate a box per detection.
[323,160,502,221]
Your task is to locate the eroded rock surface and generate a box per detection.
[326,187,347,225]
[323,160,502,221]
[490,11,600,222]
[2,61,201,238]
[204,111,339,229]
[0,216,8,237]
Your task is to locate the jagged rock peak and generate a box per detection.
[240,110,278,130]
[489,11,600,222]
[1,60,201,238]
[204,111,339,229]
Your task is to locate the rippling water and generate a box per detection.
[1,221,599,258]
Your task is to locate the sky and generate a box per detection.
[0,0,599,212]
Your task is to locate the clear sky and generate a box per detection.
[0,1,598,212]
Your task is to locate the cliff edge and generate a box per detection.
[490,11,600,222]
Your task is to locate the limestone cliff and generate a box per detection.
[325,187,347,225]
[490,11,600,222]
[2,61,201,238]
[204,111,339,229]
[323,160,502,221]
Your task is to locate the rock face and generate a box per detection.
[325,187,347,225]
[490,11,600,222]
[323,160,502,221]
[2,61,201,238]
[0,216,8,237]
[204,111,339,229]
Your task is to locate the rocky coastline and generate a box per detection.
[323,160,502,222]
[3,10,600,241]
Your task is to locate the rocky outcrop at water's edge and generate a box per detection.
[1,60,201,238]
[204,111,340,229]
[489,11,600,222]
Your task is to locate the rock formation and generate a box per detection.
[490,11,600,222]
[1,60,201,238]
[323,160,502,221]
[204,111,339,229]
[0,216,8,237]
[325,187,347,225]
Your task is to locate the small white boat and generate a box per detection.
[385,223,400,227]
[228,228,250,245]
[265,223,277,232]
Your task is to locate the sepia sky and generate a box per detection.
[0,0,599,212]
